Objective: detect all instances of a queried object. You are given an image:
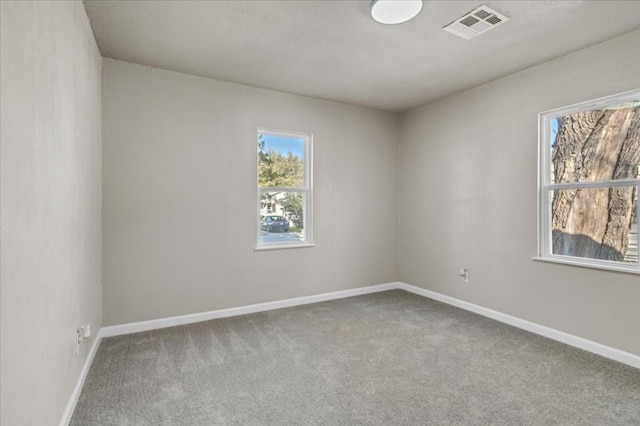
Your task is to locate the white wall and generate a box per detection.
[0,2,102,425]
[102,59,398,325]
[399,30,640,356]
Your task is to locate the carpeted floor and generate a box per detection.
[71,290,640,425]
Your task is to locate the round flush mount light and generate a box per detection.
[370,0,423,25]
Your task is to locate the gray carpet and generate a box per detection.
[71,290,640,425]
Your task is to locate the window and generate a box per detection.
[256,129,313,249]
[538,89,640,273]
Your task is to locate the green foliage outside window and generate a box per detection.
[258,135,305,227]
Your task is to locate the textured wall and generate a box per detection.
[0,2,102,425]
[102,59,398,325]
[399,30,640,355]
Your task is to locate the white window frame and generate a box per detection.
[256,128,314,250]
[536,89,640,274]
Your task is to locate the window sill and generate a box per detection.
[255,243,316,251]
[531,256,640,275]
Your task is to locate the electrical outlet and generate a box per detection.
[76,324,91,355]
[460,268,470,283]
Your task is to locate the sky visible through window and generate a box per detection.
[258,131,309,247]
[544,96,639,267]
[262,134,304,158]
[551,118,559,147]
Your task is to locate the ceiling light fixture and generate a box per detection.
[370,0,423,25]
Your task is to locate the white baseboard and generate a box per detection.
[397,282,640,369]
[59,281,638,425]
[101,282,400,338]
[100,281,639,368]
[59,331,103,426]
[69,278,637,426]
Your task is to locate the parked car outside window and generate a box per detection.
[261,215,290,232]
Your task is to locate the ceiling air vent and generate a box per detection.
[443,5,509,40]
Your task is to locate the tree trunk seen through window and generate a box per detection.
[551,105,639,262]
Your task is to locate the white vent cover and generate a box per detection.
[443,5,509,40]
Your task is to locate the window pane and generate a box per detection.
[258,133,305,188]
[260,191,305,245]
[551,187,638,263]
[550,100,640,184]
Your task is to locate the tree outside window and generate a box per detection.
[539,91,639,273]
[257,130,312,248]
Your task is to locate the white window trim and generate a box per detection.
[256,128,313,250]
[536,89,640,274]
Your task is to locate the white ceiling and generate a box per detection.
[83,0,640,113]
